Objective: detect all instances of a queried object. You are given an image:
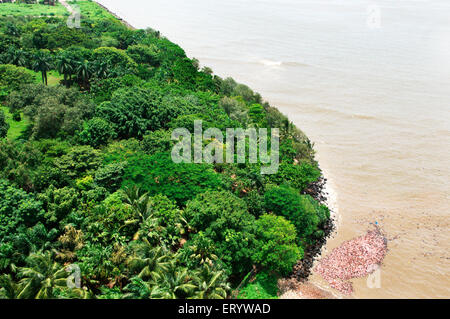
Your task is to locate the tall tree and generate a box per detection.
[17,252,68,299]
[75,60,92,90]
[32,51,53,85]
[55,54,73,88]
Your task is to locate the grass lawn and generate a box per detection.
[69,0,116,20]
[1,106,29,141]
[0,3,69,17]
[24,68,63,86]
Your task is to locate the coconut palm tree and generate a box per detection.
[56,54,73,88]
[0,274,20,299]
[122,277,154,299]
[151,263,196,299]
[17,251,68,299]
[92,60,109,79]
[4,47,26,67]
[74,59,92,90]
[192,264,230,299]
[122,186,153,223]
[32,51,53,86]
[127,238,170,282]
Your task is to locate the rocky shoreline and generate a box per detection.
[294,174,336,281]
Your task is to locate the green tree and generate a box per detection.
[17,251,68,299]
[32,50,53,85]
[253,214,303,275]
[264,186,321,241]
[0,110,9,138]
[192,263,230,299]
[152,263,196,299]
[122,152,222,206]
[127,239,170,282]
[185,191,256,275]
[78,117,116,147]
[55,53,73,88]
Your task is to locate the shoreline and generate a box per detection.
[292,171,338,282]
[91,0,339,296]
[93,1,136,30]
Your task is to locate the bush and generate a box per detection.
[269,162,320,192]
[126,44,160,66]
[0,64,34,95]
[97,86,186,138]
[141,129,173,155]
[237,272,278,299]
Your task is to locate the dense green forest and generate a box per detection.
[0,1,330,299]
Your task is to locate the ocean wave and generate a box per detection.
[257,59,309,68]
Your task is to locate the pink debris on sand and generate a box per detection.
[314,228,387,295]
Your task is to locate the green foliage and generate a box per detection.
[97,86,186,138]
[237,272,278,299]
[0,110,8,138]
[264,186,322,241]
[7,84,94,138]
[184,191,256,275]
[269,162,321,192]
[0,64,34,96]
[126,44,160,66]
[17,251,68,299]
[54,145,102,180]
[253,214,303,275]
[141,129,173,155]
[0,179,44,242]
[122,152,222,206]
[0,5,330,299]
[94,162,125,192]
[78,117,116,147]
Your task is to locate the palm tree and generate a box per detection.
[0,274,20,299]
[122,277,154,299]
[56,54,73,88]
[32,51,53,86]
[5,47,26,67]
[127,238,170,282]
[152,263,196,299]
[192,264,230,299]
[122,186,153,223]
[17,251,68,299]
[75,60,92,90]
[92,60,109,79]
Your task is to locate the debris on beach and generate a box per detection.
[278,278,335,299]
[314,226,388,295]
